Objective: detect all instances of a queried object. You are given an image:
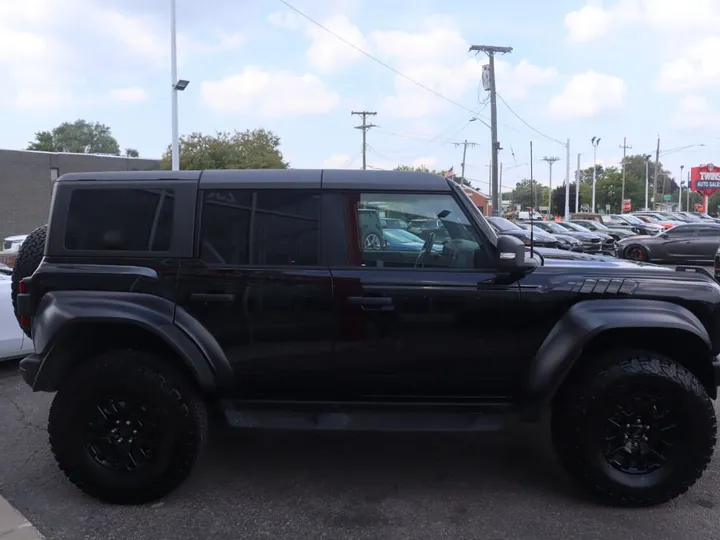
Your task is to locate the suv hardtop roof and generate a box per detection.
[56,169,453,192]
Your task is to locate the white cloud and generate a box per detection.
[658,37,720,93]
[564,0,720,43]
[269,11,367,72]
[369,19,556,119]
[0,0,243,110]
[201,67,340,117]
[323,154,360,168]
[548,71,627,120]
[671,95,720,130]
[108,87,149,103]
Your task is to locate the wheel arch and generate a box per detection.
[29,291,234,393]
[521,299,716,413]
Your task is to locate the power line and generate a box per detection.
[496,93,564,145]
[277,0,491,128]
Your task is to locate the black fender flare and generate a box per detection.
[522,298,712,407]
[30,291,234,392]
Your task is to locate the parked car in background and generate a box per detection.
[515,222,583,251]
[486,216,560,249]
[0,272,34,361]
[558,221,617,255]
[380,217,409,229]
[687,212,720,223]
[606,214,664,235]
[358,208,385,250]
[517,210,544,221]
[2,234,27,253]
[530,220,608,254]
[618,223,720,263]
[569,219,636,241]
[632,212,682,229]
[382,229,443,253]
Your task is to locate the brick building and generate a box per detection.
[0,149,160,241]
[461,186,491,216]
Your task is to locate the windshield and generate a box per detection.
[487,217,522,232]
[620,215,644,225]
[543,221,572,233]
[558,221,587,232]
[584,221,609,230]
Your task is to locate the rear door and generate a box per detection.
[175,173,336,400]
[324,187,523,401]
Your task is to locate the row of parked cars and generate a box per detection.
[486,210,720,263]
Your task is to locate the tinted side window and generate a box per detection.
[698,226,720,237]
[199,189,320,266]
[65,188,174,251]
[346,191,491,269]
[666,226,697,238]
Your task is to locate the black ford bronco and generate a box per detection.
[12,169,720,506]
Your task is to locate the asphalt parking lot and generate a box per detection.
[1,360,719,540]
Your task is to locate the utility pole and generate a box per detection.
[575,153,581,213]
[643,154,651,210]
[542,156,560,217]
[619,137,632,213]
[679,165,685,212]
[469,44,512,216]
[652,136,660,210]
[591,137,601,212]
[351,111,377,170]
[499,163,503,213]
[564,139,571,220]
[453,139,480,181]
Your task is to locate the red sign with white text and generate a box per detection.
[623,199,631,212]
[691,163,720,197]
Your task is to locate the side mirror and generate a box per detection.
[496,234,527,269]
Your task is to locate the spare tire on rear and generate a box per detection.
[11,224,47,337]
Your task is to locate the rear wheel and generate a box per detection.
[11,224,47,337]
[48,350,208,504]
[552,349,716,507]
[624,244,649,262]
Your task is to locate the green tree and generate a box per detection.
[162,129,288,170]
[125,148,139,158]
[27,119,121,154]
[511,178,549,209]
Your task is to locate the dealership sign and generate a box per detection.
[691,163,720,196]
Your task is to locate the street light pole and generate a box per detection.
[644,154,651,210]
[170,0,179,171]
[591,137,601,212]
[679,165,685,212]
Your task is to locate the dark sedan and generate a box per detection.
[486,217,559,249]
[528,220,612,254]
[618,223,720,263]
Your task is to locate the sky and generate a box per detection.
[0,0,718,198]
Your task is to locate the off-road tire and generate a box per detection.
[48,350,208,505]
[552,349,716,507]
[11,224,47,337]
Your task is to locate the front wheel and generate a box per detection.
[624,244,649,262]
[552,349,716,507]
[48,350,208,504]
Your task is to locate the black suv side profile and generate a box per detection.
[12,169,720,507]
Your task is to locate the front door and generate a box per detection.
[663,225,699,260]
[327,190,523,401]
[175,188,336,400]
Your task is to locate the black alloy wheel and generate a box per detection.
[552,349,716,507]
[625,245,648,262]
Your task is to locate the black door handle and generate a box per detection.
[190,293,236,302]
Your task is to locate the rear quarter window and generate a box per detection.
[64,188,175,251]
